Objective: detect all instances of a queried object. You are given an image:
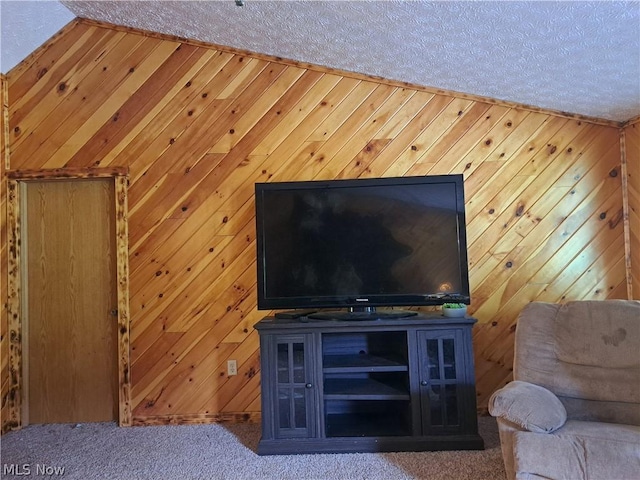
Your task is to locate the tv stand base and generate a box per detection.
[258,434,484,455]
[255,314,483,454]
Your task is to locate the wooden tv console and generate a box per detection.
[255,313,484,455]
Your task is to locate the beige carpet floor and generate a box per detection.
[0,416,506,480]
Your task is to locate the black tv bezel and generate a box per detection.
[254,174,471,310]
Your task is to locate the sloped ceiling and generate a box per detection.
[3,1,640,123]
[0,0,74,71]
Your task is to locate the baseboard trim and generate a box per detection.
[132,412,261,426]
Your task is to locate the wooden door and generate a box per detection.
[24,179,117,424]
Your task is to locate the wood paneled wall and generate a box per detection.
[1,20,632,427]
[625,118,640,298]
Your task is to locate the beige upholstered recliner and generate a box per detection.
[488,300,640,480]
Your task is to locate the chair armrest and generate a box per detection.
[489,380,567,433]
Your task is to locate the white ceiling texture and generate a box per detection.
[2,1,640,123]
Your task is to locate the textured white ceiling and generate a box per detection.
[4,1,640,123]
[0,0,75,72]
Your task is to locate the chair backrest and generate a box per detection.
[514,300,640,425]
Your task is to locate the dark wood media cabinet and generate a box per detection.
[255,314,484,455]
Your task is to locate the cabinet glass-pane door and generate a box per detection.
[274,337,315,438]
[418,330,463,434]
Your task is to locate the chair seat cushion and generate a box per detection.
[513,420,640,480]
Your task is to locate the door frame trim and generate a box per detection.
[6,167,132,427]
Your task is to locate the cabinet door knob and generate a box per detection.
[420,380,428,386]
[305,383,313,389]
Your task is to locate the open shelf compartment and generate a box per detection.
[322,331,409,370]
[324,399,413,437]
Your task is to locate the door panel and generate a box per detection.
[26,179,117,424]
[272,334,316,439]
[417,329,464,435]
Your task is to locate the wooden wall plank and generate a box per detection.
[12,32,147,162]
[42,40,183,169]
[624,120,640,298]
[2,22,631,426]
[65,45,213,168]
[9,25,113,131]
[109,51,238,179]
[1,75,9,431]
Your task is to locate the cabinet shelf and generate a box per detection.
[324,378,410,400]
[323,354,408,373]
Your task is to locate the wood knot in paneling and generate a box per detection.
[608,208,624,229]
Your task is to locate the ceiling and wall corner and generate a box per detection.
[1,1,639,122]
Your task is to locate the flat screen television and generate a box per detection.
[254,174,470,319]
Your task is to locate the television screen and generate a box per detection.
[254,175,470,312]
